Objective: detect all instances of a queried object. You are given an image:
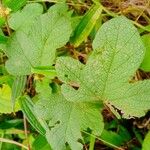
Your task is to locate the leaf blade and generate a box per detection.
[5,5,72,75]
[71,4,102,47]
[19,96,47,136]
[11,76,26,111]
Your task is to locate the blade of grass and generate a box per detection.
[71,4,102,47]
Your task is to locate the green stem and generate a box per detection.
[0,133,4,150]
[0,137,28,149]
[89,135,95,150]
[42,2,47,11]
[101,4,150,32]
[82,131,124,150]
[101,5,118,17]
[28,0,89,8]
[31,66,57,78]
[132,21,150,32]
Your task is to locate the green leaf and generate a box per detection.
[142,131,150,150]
[19,96,47,136]
[48,2,68,14]
[0,35,8,43]
[2,0,27,11]
[71,4,102,47]
[31,66,57,78]
[0,75,13,85]
[140,34,150,71]
[34,89,104,150]
[0,29,7,53]
[89,136,95,150]
[92,0,100,5]
[138,24,150,33]
[100,129,127,146]
[0,84,20,113]
[32,135,52,150]
[0,29,8,43]
[0,17,6,27]
[56,56,84,84]
[11,76,26,110]
[4,5,72,75]
[133,127,143,144]
[8,3,43,32]
[35,78,52,99]
[0,119,22,129]
[56,16,150,118]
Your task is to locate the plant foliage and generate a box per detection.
[0,1,150,150]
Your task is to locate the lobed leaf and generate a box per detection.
[56,16,150,118]
[4,6,72,75]
[34,84,103,150]
[8,3,43,32]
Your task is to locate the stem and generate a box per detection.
[132,21,150,32]
[0,138,28,150]
[101,4,150,32]
[5,18,11,36]
[0,133,4,150]
[82,131,124,150]
[42,2,47,11]
[28,0,89,8]
[23,115,31,150]
[101,5,118,17]
[89,135,95,150]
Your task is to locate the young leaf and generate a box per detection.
[8,3,43,32]
[71,4,102,47]
[35,92,104,150]
[56,16,150,118]
[4,5,72,75]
